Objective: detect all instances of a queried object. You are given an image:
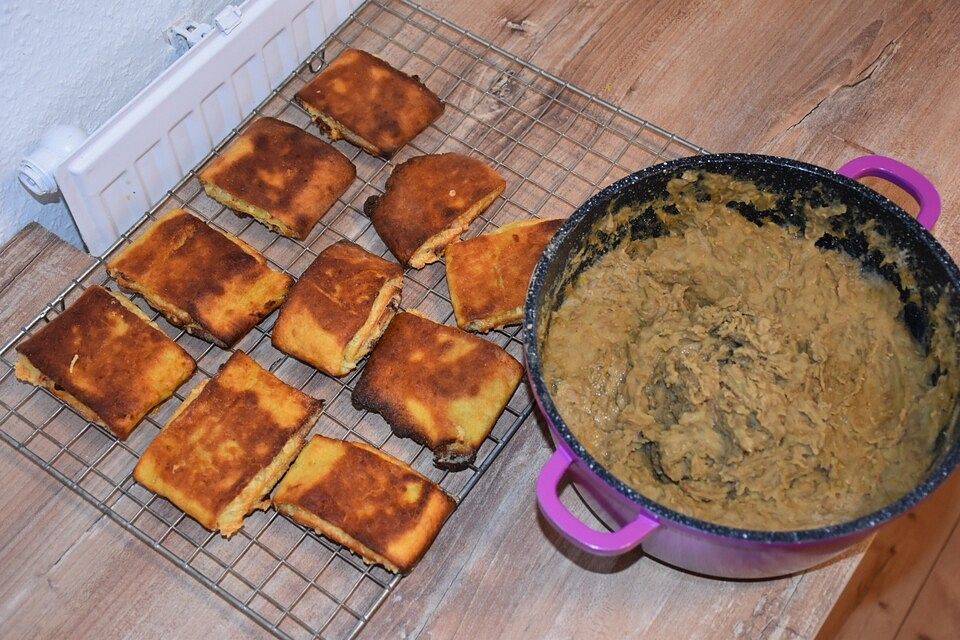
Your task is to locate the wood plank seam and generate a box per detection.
[892,513,960,638]
[0,225,56,296]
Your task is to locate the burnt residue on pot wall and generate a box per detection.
[553,161,957,356]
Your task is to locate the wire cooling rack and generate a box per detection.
[0,1,706,638]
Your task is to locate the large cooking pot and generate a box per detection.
[526,153,960,579]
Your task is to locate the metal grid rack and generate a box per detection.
[0,1,706,638]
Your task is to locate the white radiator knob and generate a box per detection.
[18,124,87,199]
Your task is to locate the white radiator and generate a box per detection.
[56,0,364,256]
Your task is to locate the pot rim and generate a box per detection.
[524,152,960,544]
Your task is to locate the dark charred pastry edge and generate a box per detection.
[362,195,380,218]
[433,449,476,471]
[108,271,231,348]
[525,153,960,544]
[350,376,478,471]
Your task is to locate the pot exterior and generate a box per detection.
[546,416,867,579]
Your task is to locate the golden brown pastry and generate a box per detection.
[352,312,523,468]
[106,208,293,348]
[364,153,506,268]
[14,286,196,440]
[295,48,443,158]
[274,435,456,573]
[446,218,563,332]
[198,117,356,240]
[133,351,322,537]
[272,240,403,376]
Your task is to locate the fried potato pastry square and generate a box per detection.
[133,351,322,536]
[446,218,563,332]
[106,209,293,348]
[352,312,523,468]
[15,286,196,440]
[272,240,403,377]
[295,48,443,158]
[198,117,356,240]
[365,153,506,268]
[274,435,455,573]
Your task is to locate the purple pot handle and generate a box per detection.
[837,155,941,230]
[536,447,659,555]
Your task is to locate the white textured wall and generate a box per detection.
[0,0,227,249]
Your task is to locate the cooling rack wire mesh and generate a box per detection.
[0,1,706,638]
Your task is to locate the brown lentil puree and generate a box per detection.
[542,171,958,530]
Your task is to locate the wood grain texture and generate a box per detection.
[362,415,866,639]
[414,5,960,639]
[0,222,94,334]
[2,1,960,638]
[817,474,960,640]
[896,516,960,640]
[0,224,268,638]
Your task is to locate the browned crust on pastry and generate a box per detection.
[351,312,523,468]
[105,208,293,347]
[133,351,322,536]
[272,240,403,376]
[295,48,443,158]
[274,435,455,572]
[198,117,356,240]
[446,218,563,332]
[14,286,196,439]
[365,153,506,268]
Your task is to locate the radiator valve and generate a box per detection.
[18,124,87,200]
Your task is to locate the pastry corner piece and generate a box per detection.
[446,218,563,332]
[106,208,293,348]
[295,48,443,158]
[133,351,322,537]
[274,435,455,573]
[352,312,524,468]
[272,240,403,377]
[365,153,506,268]
[14,286,195,440]
[198,117,356,240]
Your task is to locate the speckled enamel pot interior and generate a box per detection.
[525,153,960,547]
